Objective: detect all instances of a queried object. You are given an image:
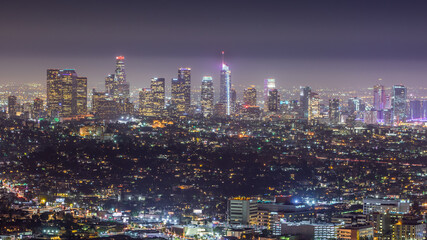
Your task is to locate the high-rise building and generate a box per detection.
[300,86,311,119]
[423,100,427,119]
[392,85,407,124]
[231,88,237,114]
[75,77,87,115]
[58,69,77,117]
[348,97,364,114]
[409,100,422,120]
[47,69,61,117]
[47,69,87,118]
[267,89,279,112]
[329,99,340,124]
[219,51,232,115]
[264,78,276,111]
[373,84,386,120]
[33,98,43,119]
[139,88,154,117]
[8,95,17,118]
[308,92,320,121]
[201,76,214,117]
[105,56,129,101]
[178,68,191,115]
[243,87,257,106]
[373,84,386,110]
[150,78,165,117]
[91,89,107,114]
[171,77,186,116]
[105,74,115,95]
[114,56,129,100]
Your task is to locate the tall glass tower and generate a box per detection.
[220,51,232,115]
[264,78,276,111]
[392,85,407,125]
[113,56,129,100]
[178,68,191,114]
[300,86,311,119]
[373,84,386,110]
[151,78,165,117]
[201,76,214,117]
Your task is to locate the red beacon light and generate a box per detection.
[116,56,125,60]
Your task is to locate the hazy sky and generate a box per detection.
[1,0,427,90]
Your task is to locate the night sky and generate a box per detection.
[1,0,427,90]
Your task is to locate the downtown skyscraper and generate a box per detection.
[373,84,386,120]
[139,88,154,117]
[329,99,340,124]
[105,56,130,101]
[201,76,214,117]
[264,78,276,111]
[171,68,192,116]
[7,95,17,118]
[47,69,87,118]
[392,85,407,125]
[171,68,191,117]
[219,51,232,115]
[267,88,279,112]
[243,87,257,106]
[150,78,165,117]
[373,84,386,111]
[299,86,311,119]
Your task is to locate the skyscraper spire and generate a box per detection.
[221,51,225,66]
[220,51,232,116]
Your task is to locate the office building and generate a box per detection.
[308,92,320,121]
[337,225,374,240]
[105,74,115,95]
[46,69,61,117]
[171,77,186,116]
[113,56,129,101]
[8,95,17,118]
[231,88,237,114]
[267,88,279,112]
[300,86,311,119]
[58,69,76,117]
[177,68,191,115]
[264,78,276,111]
[392,85,407,125]
[91,89,107,114]
[243,87,257,106]
[348,97,364,114]
[46,69,87,118]
[200,76,214,117]
[280,222,341,240]
[139,88,154,117]
[423,100,427,119]
[329,99,340,124]
[409,100,422,120]
[33,98,43,119]
[150,78,165,117]
[373,84,386,111]
[363,198,411,215]
[364,110,378,125]
[227,197,257,225]
[75,77,87,115]
[392,218,425,240]
[219,51,232,115]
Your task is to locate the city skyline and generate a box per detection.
[1,1,426,239]
[1,1,427,89]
